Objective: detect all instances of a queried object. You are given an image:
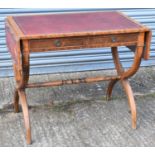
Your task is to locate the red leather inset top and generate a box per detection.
[13,11,142,36]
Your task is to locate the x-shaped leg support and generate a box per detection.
[106,46,143,129]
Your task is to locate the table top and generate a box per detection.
[6,11,152,60]
[10,11,148,39]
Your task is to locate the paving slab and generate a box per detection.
[0,67,155,146]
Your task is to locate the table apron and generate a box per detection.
[28,33,139,52]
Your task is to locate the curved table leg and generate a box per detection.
[13,89,19,113]
[13,64,20,113]
[106,47,124,100]
[106,46,143,129]
[18,90,31,144]
[106,79,118,101]
[13,40,31,143]
[19,40,31,144]
[13,50,30,113]
[121,80,137,129]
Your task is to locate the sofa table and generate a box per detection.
[5,11,152,144]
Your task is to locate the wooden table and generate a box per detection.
[5,11,152,144]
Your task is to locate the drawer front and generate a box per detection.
[29,37,86,52]
[29,33,139,52]
[88,33,138,46]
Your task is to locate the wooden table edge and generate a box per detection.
[6,14,150,40]
[18,28,150,40]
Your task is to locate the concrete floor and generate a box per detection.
[0,67,155,146]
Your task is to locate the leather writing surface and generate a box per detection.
[13,12,141,36]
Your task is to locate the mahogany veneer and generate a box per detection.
[5,11,152,144]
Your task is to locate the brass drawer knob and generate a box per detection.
[111,36,117,43]
[54,39,61,47]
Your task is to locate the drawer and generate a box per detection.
[88,33,138,46]
[29,37,86,52]
[29,33,139,52]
